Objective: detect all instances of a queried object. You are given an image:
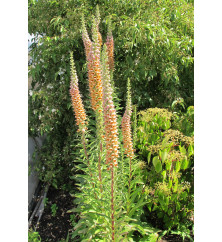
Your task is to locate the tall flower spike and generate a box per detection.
[82,15,92,61]
[70,52,87,133]
[87,17,103,113]
[121,78,134,159]
[95,5,101,26]
[82,16,103,115]
[92,16,102,52]
[106,19,114,72]
[101,44,119,168]
[95,5,102,47]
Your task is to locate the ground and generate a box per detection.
[32,186,73,241]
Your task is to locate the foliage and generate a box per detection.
[136,107,194,237]
[51,203,58,217]
[29,0,193,109]
[28,0,193,187]
[69,134,157,241]
[172,105,194,136]
[43,197,48,206]
[28,229,41,242]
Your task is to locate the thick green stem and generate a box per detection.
[81,132,96,197]
[98,141,103,194]
[127,157,132,214]
[82,132,89,165]
[111,166,115,241]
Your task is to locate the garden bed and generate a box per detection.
[31,186,74,241]
[30,186,192,241]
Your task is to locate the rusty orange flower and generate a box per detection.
[101,44,119,168]
[121,79,134,159]
[69,52,87,133]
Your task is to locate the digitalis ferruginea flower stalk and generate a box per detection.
[106,20,114,72]
[101,44,119,168]
[82,14,104,193]
[69,52,90,169]
[69,52,87,134]
[82,16,103,116]
[90,16,103,114]
[121,78,134,160]
[121,79,134,215]
[102,44,119,241]
[81,15,92,62]
[95,5,102,48]
[88,17,105,157]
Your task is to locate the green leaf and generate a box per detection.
[152,156,162,173]
[173,183,178,193]
[176,202,181,212]
[147,152,151,164]
[175,161,181,172]
[161,150,168,162]
[181,157,188,170]
[162,170,166,180]
[179,145,187,155]
[168,208,173,216]
[168,179,172,189]
[147,203,152,212]
[166,162,172,171]
[181,191,188,200]
[128,201,147,217]
[188,145,194,156]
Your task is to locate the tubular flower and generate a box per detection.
[106,20,114,72]
[101,44,119,168]
[86,17,103,113]
[82,15,92,61]
[70,52,87,133]
[121,79,134,159]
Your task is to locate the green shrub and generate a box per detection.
[29,0,193,109]
[136,107,194,237]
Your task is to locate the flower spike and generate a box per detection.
[121,78,134,159]
[70,52,87,133]
[101,44,119,168]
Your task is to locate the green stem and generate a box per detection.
[98,141,103,194]
[111,165,115,241]
[81,132,96,198]
[82,132,89,165]
[127,157,132,214]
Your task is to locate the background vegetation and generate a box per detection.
[28,0,193,187]
[28,0,194,240]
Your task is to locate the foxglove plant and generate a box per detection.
[69,7,155,241]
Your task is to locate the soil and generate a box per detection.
[31,186,74,242]
[160,234,191,242]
